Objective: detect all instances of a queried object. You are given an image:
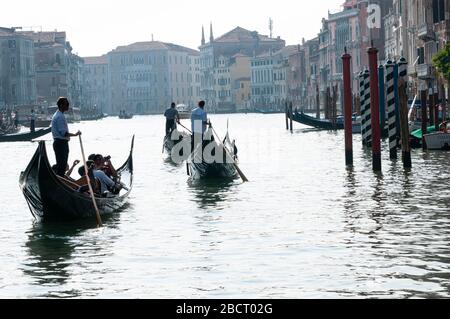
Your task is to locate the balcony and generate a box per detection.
[418,24,435,41]
[417,63,433,80]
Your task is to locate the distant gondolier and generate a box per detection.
[30,109,36,132]
[191,100,209,151]
[14,111,19,128]
[164,102,180,136]
[51,97,81,177]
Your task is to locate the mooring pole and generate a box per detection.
[360,70,371,146]
[394,62,401,146]
[285,102,289,130]
[421,90,428,150]
[316,84,320,119]
[385,60,397,160]
[289,102,293,133]
[434,85,440,130]
[342,49,353,166]
[399,80,412,169]
[429,85,435,128]
[378,65,387,138]
[368,46,382,172]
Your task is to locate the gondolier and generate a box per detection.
[164,102,180,136]
[51,97,81,177]
[30,109,36,132]
[191,100,209,152]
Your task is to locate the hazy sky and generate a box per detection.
[0,0,344,57]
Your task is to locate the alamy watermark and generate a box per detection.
[367,4,381,29]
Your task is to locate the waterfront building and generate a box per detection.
[20,30,84,108]
[0,27,36,108]
[200,25,285,112]
[108,41,199,115]
[82,55,110,115]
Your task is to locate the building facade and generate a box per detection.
[0,27,36,108]
[82,55,110,115]
[20,31,84,108]
[200,25,285,112]
[108,41,200,115]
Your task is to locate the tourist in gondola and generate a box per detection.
[191,100,209,151]
[164,102,180,136]
[51,97,81,177]
[93,154,118,179]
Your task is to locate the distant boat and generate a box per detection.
[292,111,362,133]
[424,122,450,150]
[255,108,284,114]
[176,104,192,120]
[0,127,51,143]
[119,113,133,119]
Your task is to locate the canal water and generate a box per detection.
[1,114,449,298]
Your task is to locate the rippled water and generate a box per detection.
[1,114,450,298]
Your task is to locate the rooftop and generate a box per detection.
[110,41,199,55]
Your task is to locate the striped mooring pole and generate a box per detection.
[359,70,371,147]
[394,62,401,146]
[378,65,387,138]
[385,60,397,160]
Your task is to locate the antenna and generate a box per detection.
[269,18,273,38]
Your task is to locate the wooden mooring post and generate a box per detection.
[289,102,293,133]
[342,50,353,166]
[399,79,412,169]
[285,102,289,130]
[421,90,428,150]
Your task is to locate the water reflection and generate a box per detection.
[21,216,122,298]
[188,179,238,209]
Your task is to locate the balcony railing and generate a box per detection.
[417,63,433,80]
[418,23,435,41]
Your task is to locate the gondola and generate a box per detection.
[163,129,190,156]
[187,128,239,180]
[292,111,345,130]
[0,127,51,143]
[19,136,134,222]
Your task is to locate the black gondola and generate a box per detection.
[0,127,51,143]
[292,111,345,130]
[163,129,190,158]
[187,128,239,180]
[19,136,134,222]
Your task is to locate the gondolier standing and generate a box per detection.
[51,97,81,177]
[191,100,209,152]
[30,109,36,132]
[164,102,180,136]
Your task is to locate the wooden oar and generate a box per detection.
[177,122,192,134]
[211,126,249,183]
[79,135,103,227]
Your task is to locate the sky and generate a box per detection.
[0,0,344,57]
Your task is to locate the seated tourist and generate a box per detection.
[93,154,118,179]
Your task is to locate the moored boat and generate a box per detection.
[19,137,134,222]
[0,127,51,143]
[176,104,192,120]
